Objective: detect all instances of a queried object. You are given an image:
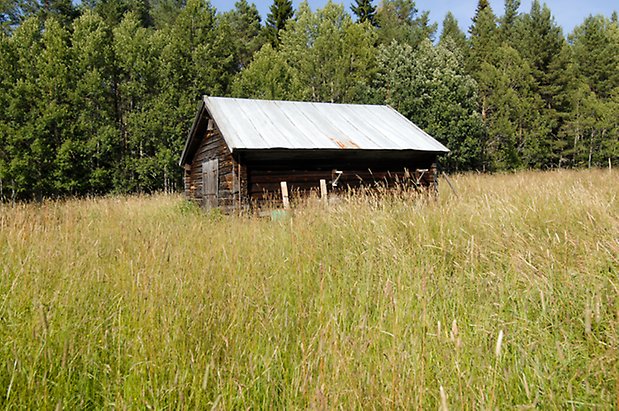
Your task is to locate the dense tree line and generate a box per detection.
[0,0,617,200]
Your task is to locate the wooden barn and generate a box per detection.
[179,96,449,211]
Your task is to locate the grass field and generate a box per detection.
[0,170,618,409]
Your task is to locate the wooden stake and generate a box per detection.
[280,181,290,209]
[319,179,328,200]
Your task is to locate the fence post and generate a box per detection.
[280,181,290,210]
[320,179,328,202]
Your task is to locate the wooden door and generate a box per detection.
[202,159,219,208]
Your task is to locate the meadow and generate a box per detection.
[0,170,617,409]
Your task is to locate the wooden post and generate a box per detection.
[609,158,612,171]
[280,181,290,209]
[430,163,438,195]
[320,179,328,201]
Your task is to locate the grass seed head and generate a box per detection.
[495,330,504,358]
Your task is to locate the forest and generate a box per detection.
[0,0,617,200]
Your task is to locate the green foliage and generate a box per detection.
[376,0,436,48]
[0,0,617,199]
[477,45,545,169]
[150,0,185,28]
[231,43,299,100]
[468,0,498,73]
[351,0,377,26]
[376,39,484,170]
[70,11,119,193]
[265,0,293,45]
[280,1,377,103]
[220,0,264,70]
[91,0,153,27]
[439,12,467,54]
[570,15,619,99]
[499,0,520,40]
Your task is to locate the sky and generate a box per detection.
[209,0,618,35]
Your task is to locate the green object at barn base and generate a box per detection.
[271,210,289,221]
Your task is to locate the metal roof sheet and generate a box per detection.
[203,97,449,153]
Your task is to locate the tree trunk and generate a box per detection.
[588,130,595,169]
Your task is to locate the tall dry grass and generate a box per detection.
[0,169,617,409]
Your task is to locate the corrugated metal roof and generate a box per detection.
[203,97,449,153]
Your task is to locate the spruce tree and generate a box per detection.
[351,0,376,26]
[439,12,467,54]
[570,15,619,99]
[38,0,79,27]
[468,0,498,164]
[468,0,498,72]
[500,0,520,40]
[508,1,569,167]
[477,44,542,169]
[265,0,293,45]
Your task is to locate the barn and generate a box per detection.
[179,96,449,211]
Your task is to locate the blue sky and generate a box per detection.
[209,0,618,34]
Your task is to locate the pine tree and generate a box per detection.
[566,15,619,167]
[150,0,185,28]
[265,0,292,45]
[92,0,153,28]
[477,44,544,169]
[351,0,376,26]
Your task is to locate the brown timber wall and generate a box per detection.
[182,128,438,211]
[247,163,437,208]
[184,128,248,211]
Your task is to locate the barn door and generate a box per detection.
[202,159,219,208]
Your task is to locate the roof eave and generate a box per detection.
[178,99,207,167]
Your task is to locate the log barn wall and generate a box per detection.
[184,126,439,211]
[246,160,437,208]
[184,128,248,211]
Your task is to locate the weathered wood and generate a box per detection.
[280,182,290,209]
[202,158,218,208]
[185,129,237,205]
[185,123,439,213]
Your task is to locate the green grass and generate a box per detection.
[0,170,618,409]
